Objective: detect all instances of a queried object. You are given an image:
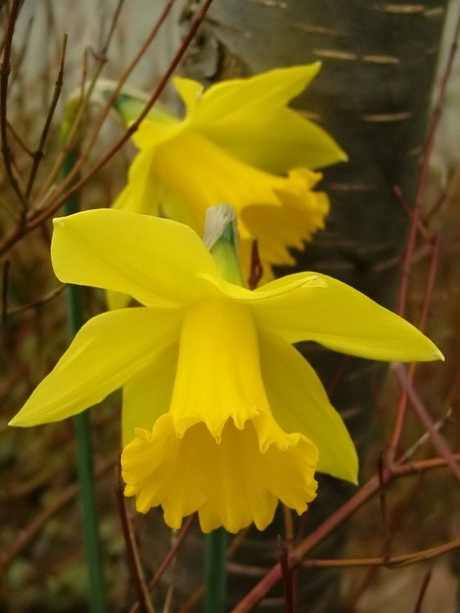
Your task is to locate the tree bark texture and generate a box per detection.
[183,2,448,611]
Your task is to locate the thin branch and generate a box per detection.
[396,3,460,319]
[116,464,154,613]
[397,200,421,319]
[393,185,432,243]
[416,3,460,208]
[129,514,196,613]
[100,0,126,57]
[277,536,294,613]
[399,408,452,462]
[37,0,201,206]
[0,0,28,210]
[29,0,125,208]
[25,33,68,198]
[0,453,117,573]
[300,539,460,569]
[0,0,216,259]
[417,235,440,331]
[35,0,176,211]
[3,283,65,318]
[7,119,34,156]
[377,455,392,561]
[230,448,460,612]
[179,526,251,613]
[391,363,460,484]
[1,258,10,323]
[413,568,432,613]
[393,455,460,477]
[387,217,440,464]
[385,362,413,464]
[248,237,263,289]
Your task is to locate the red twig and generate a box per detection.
[397,202,421,319]
[0,0,28,210]
[393,185,432,243]
[0,0,216,259]
[0,454,117,574]
[129,514,196,613]
[414,4,460,211]
[396,3,460,319]
[230,443,460,612]
[1,258,10,323]
[301,539,460,569]
[377,455,392,561]
[36,0,175,205]
[387,208,440,464]
[391,363,460,484]
[277,536,294,613]
[248,237,263,290]
[115,465,154,613]
[418,235,440,331]
[25,34,68,198]
[413,568,432,613]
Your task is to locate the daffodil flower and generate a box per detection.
[10,210,442,533]
[112,63,346,288]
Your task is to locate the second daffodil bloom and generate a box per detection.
[10,209,443,533]
[112,63,347,287]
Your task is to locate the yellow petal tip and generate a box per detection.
[8,415,28,427]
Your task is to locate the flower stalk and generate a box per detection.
[61,147,107,613]
[204,527,227,613]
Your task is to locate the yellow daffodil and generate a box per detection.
[10,210,442,533]
[112,64,346,288]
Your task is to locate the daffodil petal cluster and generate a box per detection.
[10,210,443,533]
[113,64,346,287]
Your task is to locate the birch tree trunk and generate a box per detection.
[184,2,448,610]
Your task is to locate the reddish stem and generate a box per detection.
[391,363,460,483]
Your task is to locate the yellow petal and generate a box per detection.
[52,209,217,308]
[112,141,164,215]
[239,170,330,284]
[251,273,444,362]
[227,106,347,173]
[170,76,203,116]
[175,65,320,124]
[175,65,346,172]
[122,341,178,446]
[259,329,358,483]
[115,67,340,283]
[122,413,318,533]
[199,270,327,302]
[10,308,181,427]
[141,128,284,235]
[168,296,270,440]
[138,129,330,272]
[131,118,185,151]
[109,154,166,309]
[106,289,132,311]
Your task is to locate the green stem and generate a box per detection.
[62,150,107,612]
[203,528,227,613]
